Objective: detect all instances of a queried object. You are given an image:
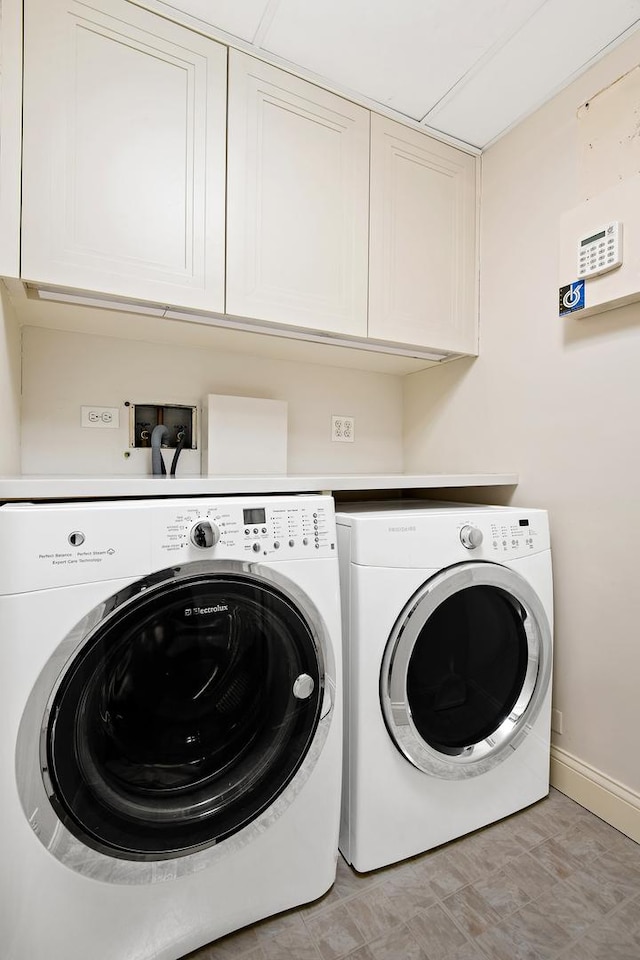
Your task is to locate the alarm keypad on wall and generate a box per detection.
[577,221,622,279]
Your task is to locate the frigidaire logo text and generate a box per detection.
[388,525,417,533]
[184,604,229,616]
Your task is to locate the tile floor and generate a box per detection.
[183,789,640,960]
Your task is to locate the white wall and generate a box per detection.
[0,282,21,472]
[404,32,640,809]
[21,326,403,476]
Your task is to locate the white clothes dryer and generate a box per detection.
[335,501,553,873]
[0,494,341,960]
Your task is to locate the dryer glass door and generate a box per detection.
[380,562,551,779]
[44,570,324,859]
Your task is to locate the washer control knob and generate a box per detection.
[460,524,483,550]
[189,519,220,549]
[293,674,315,700]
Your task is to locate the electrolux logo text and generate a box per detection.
[184,604,229,616]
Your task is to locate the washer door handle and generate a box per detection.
[320,680,334,720]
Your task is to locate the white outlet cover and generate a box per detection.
[331,415,355,442]
[81,406,120,428]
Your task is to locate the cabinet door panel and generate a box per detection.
[0,0,22,278]
[21,0,226,310]
[369,115,478,355]
[227,51,369,337]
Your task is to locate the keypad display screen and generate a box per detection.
[581,230,605,247]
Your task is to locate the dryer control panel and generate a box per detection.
[336,502,550,568]
[453,514,545,561]
[484,516,540,557]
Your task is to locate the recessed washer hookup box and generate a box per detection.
[202,395,288,476]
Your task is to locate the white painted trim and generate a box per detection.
[550,745,640,843]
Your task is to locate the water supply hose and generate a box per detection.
[170,433,187,477]
[150,424,170,476]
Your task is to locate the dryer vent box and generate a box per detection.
[202,395,288,476]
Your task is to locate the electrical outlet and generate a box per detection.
[81,406,120,428]
[331,415,355,442]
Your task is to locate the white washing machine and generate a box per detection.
[0,494,342,960]
[336,501,553,873]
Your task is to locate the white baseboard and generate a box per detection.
[550,745,640,843]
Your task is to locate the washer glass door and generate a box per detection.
[43,567,325,860]
[380,562,551,779]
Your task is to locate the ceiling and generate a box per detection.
[149,0,640,149]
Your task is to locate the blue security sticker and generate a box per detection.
[559,280,585,316]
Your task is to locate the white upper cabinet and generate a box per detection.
[21,0,227,310]
[17,0,479,360]
[226,51,370,338]
[369,114,478,355]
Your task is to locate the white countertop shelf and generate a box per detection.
[0,473,518,501]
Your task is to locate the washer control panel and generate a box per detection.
[157,496,336,560]
[0,495,337,593]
